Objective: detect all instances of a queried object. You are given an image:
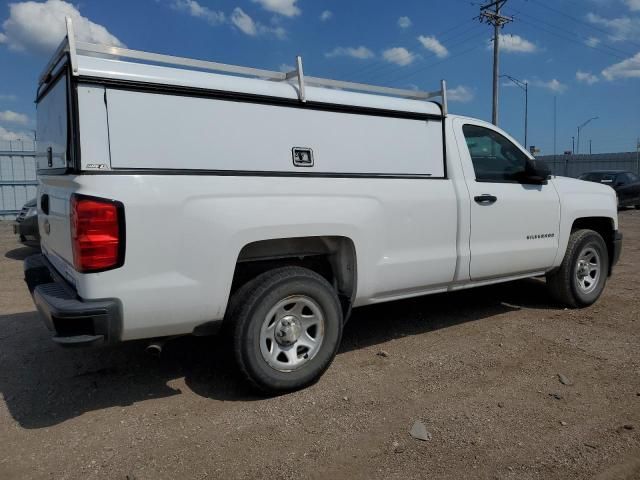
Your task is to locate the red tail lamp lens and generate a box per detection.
[70,196,123,272]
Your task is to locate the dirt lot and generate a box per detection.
[0,212,639,480]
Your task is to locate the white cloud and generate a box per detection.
[230,7,286,38]
[448,85,474,103]
[398,16,412,29]
[279,63,294,72]
[602,51,640,80]
[576,70,600,84]
[0,110,29,125]
[320,10,332,21]
[325,46,374,59]
[624,0,640,11]
[502,77,567,92]
[231,8,258,36]
[418,35,449,58]
[586,12,640,42]
[0,94,17,101]
[0,0,123,55]
[0,126,32,142]
[171,0,225,26]
[382,47,416,66]
[251,0,300,17]
[585,36,601,47]
[494,34,537,53]
[533,78,567,93]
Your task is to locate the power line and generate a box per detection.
[516,15,631,61]
[527,0,640,50]
[371,29,488,85]
[340,20,482,83]
[380,40,488,86]
[365,27,487,84]
[514,9,635,60]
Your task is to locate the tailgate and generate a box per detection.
[38,175,76,277]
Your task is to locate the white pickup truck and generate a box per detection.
[25,20,622,392]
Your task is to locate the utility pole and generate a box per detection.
[636,137,639,175]
[479,0,513,126]
[589,139,592,155]
[553,96,557,163]
[572,136,575,154]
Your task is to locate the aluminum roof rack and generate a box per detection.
[40,17,449,116]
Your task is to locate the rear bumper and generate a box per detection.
[24,254,122,347]
[13,216,39,241]
[611,231,623,269]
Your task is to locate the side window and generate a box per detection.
[628,173,639,182]
[462,124,530,182]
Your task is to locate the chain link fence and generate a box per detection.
[537,151,640,179]
[0,140,38,220]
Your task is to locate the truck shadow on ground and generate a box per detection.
[4,245,40,261]
[0,277,559,429]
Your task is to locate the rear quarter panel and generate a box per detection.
[69,175,458,340]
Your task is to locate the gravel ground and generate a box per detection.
[0,211,639,480]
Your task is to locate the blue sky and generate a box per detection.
[0,0,638,155]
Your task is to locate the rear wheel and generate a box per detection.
[546,229,609,308]
[229,266,343,393]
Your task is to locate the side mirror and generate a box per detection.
[525,159,551,184]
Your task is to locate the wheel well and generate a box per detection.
[231,236,357,317]
[571,217,615,273]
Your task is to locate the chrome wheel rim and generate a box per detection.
[575,247,601,294]
[259,295,325,372]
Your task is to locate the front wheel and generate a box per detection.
[229,266,343,393]
[546,229,609,308]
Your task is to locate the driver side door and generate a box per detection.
[454,119,561,280]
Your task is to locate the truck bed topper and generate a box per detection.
[39,17,448,117]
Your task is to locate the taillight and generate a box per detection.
[70,195,124,273]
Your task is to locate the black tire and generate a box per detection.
[546,229,609,308]
[229,266,343,393]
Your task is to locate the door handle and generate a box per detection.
[474,194,497,205]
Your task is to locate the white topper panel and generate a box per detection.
[36,74,68,171]
[77,86,111,171]
[105,89,444,176]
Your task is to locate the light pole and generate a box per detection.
[500,74,528,149]
[576,116,598,154]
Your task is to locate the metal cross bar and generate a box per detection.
[0,180,38,186]
[0,151,36,156]
[41,18,449,115]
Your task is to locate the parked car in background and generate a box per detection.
[13,198,40,247]
[579,170,640,209]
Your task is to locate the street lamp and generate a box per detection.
[576,116,598,154]
[500,74,528,149]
